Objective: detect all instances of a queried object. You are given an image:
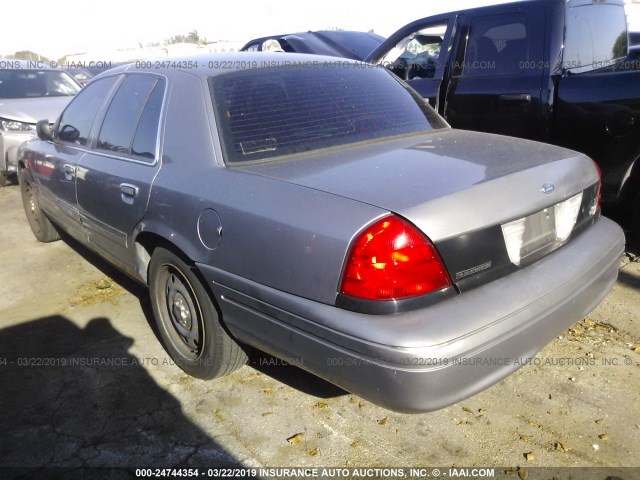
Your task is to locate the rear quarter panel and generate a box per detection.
[140,70,386,305]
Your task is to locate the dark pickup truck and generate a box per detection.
[367,0,640,230]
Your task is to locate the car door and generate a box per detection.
[442,5,547,141]
[368,14,455,110]
[33,76,118,235]
[75,74,166,270]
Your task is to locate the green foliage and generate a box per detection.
[165,30,207,46]
[612,31,628,59]
[7,50,51,62]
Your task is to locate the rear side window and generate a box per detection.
[131,81,165,159]
[97,75,165,161]
[210,65,446,163]
[564,2,628,73]
[57,76,117,145]
[463,13,528,76]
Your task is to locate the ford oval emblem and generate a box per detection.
[541,183,555,194]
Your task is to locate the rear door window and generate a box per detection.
[96,74,165,161]
[462,13,529,76]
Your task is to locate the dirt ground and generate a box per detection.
[0,184,639,479]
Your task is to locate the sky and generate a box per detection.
[2,0,638,61]
[0,0,518,60]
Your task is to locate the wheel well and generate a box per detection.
[136,231,245,353]
[134,232,191,284]
[619,155,640,208]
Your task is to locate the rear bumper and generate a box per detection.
[199,217,625,413]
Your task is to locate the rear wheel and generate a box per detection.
[20,171,60,242]
[148,247,247,379]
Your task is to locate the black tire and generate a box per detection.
[633,190,640,236]
[20,171,60,242]
[0,173,12,188]
[148,247,247,379]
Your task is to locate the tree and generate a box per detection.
[612,31,628,59]
[165,30,207,46]
[8,51,51,62]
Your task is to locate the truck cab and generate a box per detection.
[368,0,640,230]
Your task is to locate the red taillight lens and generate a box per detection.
[340,216,452,301]
[593,160,602,213]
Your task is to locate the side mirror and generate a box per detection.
[36,119,54,141]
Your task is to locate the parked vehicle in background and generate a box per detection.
[241,30,384,60]
[61,68,94,87]
[18,53,624,413]
[0,60,81,186]
[367,0,640,231]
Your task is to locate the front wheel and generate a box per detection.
[20,171,60,242]
[148,247,247,379]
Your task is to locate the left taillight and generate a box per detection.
[339,215,452,301]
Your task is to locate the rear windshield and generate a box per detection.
[209,64,446,164]
[0,69,81,99]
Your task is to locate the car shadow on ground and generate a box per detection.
[618,269,640,291]
[0,315,246,478]
[248,350,347,399]
[604,207,639,255]
[56,232,347,402]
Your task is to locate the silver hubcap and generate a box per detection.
[172,293,192,329]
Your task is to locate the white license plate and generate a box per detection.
[502,193,583,266]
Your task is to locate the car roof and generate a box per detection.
[96,52,368,79]
[424,0,624,17]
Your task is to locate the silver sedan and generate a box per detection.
[18,54,624,412]
[0,60,80,185]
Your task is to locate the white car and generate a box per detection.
[0,60,80,186]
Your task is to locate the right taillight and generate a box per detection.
[340,215,452,301]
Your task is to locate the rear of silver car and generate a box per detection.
[200,170,622,411]
[202,215,621,412]
[198,63,625,412]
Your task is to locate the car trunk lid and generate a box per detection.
[238,129,600,293]
[237,129,598,242]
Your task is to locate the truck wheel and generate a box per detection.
[0,174,12,188]
[20,171,60,242]
[633,190,640,236]
[148,247,247,379]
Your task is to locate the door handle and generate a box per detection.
[499,94,532,104]
[120,183,139,197]
[62,164,75,180]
